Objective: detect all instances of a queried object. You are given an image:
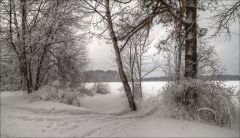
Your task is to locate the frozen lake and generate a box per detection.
[82,81,239,113]
[89,81,239,95]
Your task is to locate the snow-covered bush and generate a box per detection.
[57,89,81,106]
[29,82,110,107]
[92,82,110,94]
[73,86,95,96]
[52,80,94,96]
[29,85,81,106]
[161,79,234,126]
[28,85,58,102]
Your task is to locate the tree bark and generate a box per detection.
[105,0,136,110]
[136,43,143,98]
[175,3,183,81]
[20,0,33,93]
[35,43,49,90]
[184,0,197,79]
[183,0,198,107]
[129,43,136,98]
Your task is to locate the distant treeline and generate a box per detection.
[83,70,120,82]
[83,70,239,82]
[143,75,240,81]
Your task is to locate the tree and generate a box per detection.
[0,42,22,90]
[158,31,225,80]
[81,0,137,110]
[197,38,225,76]
[141,0,239,79]
[122,29,160,99]
[49,37,88,89]
[80,0,199,108]
[138,0,199,79]
[0,0,88,92]
[184,0,197,78]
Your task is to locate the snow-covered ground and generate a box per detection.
[1,81,239,137]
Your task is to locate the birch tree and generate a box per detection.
[81,0,138,110]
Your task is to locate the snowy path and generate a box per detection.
[1,102,134,137]
[1,81,239,138]
[0,92,136,137]
[2,103,238,137]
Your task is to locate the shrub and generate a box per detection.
[72,86,95,96]
[92,82,110,94]
[29,85,58,102]
[161,79,234,126]
[29,85,82,107]
[57,90,81,106]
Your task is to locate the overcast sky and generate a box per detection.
[87,11,239,76]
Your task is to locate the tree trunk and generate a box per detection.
[183,0,198,106]
[176,43,182,80]
[35,45,48,90]
[184,0,197,79]
[28,59,33,92]
[20,0,33,93]
[175,17,183,81]
[105,0,136,110]
[137,44,143,98]
[130,45,136,98]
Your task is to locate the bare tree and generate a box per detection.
[0,0,88,92]
[81,0,137,110]
[122,29,160,99]
[197,38,225,76]
[80,0,199,108]
[158,32,225,80]
[130,0,198,79]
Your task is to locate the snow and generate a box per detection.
[97,118,236,137]
[1,81,239,137]
[81,93,129,114]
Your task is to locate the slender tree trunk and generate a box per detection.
[9,0,28,92]
[35,44,48,90]
[129,44,135,98]
[131,72,135,98]
[139,77,142,98]
[176,19,183,81]
[137,44,143,98]
[35,26,56,90]
[176,44,182,80]
[28,59,33,92]
[20,0,33,93]
[175,0,185,81]
[175,34,183,81]
[105,0,136,110]
[184,0,197,79]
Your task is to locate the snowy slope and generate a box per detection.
[1,81,239,137]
